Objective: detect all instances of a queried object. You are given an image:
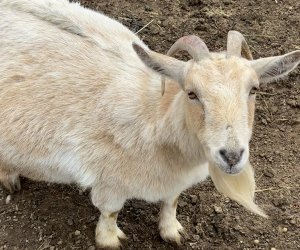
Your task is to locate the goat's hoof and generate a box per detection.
[159,219,185,245]
[96,235,121,249]
[0,173,21,194]
[95,227,126,249]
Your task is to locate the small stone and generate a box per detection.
[198,18,205,23]
[286,99,296,107]
[292,118,300,125]
[186,215,191,223]
[282,227,288,232]
[270,106,278,114]
[88,246,96,250]
[253,239,260,244]
[225,197,230,203]
[195,24,208,31]
[132,234,139,242]
[223,0,231,5]
[190,195,197,204]
[178,200,187,208]
[263,169,275,178]
[188,0,203,6]
[150,27,159,35]
[272,198,288,207]
[58,240,63,245]
[49,247,55,250]
[195,224,202,234]
[213,205,223,214]
[67,219,74,226]
[90,216,96,222]
[279,127,285,132]
[193,234,200,240]
[234,225,243,231]
[271,248,276,250]
[144,5,152,11]
[290,219,296,225]
[5,195,11,204]
[259,153,266,157]
[261,118,267,125]
[74,230,81,236]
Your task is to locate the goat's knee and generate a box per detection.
[159,195,185,245]
[0,168,21,193]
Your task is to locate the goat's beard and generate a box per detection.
[209,161,267,217]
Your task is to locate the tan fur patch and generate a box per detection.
[248,95,256,129]
[11,75,26,82]
[159,81,181,115]
[172,197,178,208]
[109,211,119,219]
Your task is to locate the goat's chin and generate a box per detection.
[209,162,267,218]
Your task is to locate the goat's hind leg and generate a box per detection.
[0,165,21,193]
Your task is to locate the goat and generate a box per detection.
[0,0,299,248]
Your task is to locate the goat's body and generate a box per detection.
[3,0,296,247]
[0,0,209,203]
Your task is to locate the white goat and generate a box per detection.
[0,0,299,248]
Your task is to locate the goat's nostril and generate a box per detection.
[219,149,226,157]
[219,149,244,167]
[240,149,245,157]
[219,149,229,163]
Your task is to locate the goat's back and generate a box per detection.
[0,0,161,187]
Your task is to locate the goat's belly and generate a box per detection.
[18,164,75,184]
[0,143,96,187]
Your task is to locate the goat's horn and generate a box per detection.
[167,35,210,61]
[226,30,253,60]
[161,35,209,95]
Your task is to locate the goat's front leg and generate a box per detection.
[91,188,127,249]
[159,195,185,244]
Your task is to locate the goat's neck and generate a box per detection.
[155,81,206,165]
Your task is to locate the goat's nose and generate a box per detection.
[219,149,244,167]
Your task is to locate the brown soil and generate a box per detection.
[0,0,299,250]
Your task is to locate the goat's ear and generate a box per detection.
[133,43,187,87]
[250,50,300,83]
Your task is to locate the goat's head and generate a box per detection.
[133,31,300,174]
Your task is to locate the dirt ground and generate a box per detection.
[0,0,299,249]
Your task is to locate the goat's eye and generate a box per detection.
[188,91,198,100]
[249,87,258,95]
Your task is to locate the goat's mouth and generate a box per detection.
[215,154,249,175]
[217,164,243,175]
